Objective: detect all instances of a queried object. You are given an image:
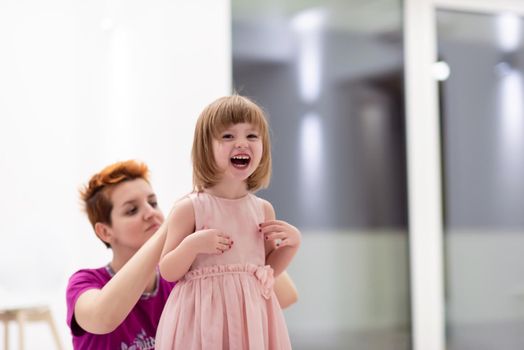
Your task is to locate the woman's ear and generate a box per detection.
[94,222,112,245]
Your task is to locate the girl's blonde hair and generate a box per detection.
[192,95,272,192]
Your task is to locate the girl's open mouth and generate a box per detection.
[231,155,251,168]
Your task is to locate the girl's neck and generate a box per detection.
[205,181,249,199]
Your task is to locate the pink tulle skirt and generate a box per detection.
[155,263,292,350]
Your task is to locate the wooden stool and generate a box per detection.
[0,305,63,350]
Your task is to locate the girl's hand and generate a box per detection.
[187,227,233,255]
[260,220,301,250]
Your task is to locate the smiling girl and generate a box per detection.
[156,95,300,349]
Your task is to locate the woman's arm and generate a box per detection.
[261,200,301,277]
[274,271,298,309]
[74,220,168,334]
[159,197,233,282]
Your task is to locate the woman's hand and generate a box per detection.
[260,220,301,250]
[186,227,233,255]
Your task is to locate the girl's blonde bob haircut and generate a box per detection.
[192,95,272,192]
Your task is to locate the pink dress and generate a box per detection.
[155,192,292,350]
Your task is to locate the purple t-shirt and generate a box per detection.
[66,266,175,350]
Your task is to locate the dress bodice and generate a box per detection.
[188,191,266,270]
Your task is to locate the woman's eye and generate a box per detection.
[126,207,137,215]
[149,201,158,208]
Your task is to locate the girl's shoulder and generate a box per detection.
[254,196,275,220]
[168,196,195,227]
[176,195,194,206]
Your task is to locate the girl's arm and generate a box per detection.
[74,220,168,334]
[261,200,301,277]
[159,197,233,282]
[274,271,299,309]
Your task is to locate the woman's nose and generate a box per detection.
[143,205,157,220]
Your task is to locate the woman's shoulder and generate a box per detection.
[67,266,110,288]
[66,267,111,307]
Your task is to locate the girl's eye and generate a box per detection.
[149,201,158,208]
[222,134,233,140]
[247,134,259,139]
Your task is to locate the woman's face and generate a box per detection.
[104,178,164,252]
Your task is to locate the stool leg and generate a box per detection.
[43,310,63,350]
[3,320,8,350]
[15,312,24,350]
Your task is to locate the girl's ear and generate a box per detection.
[94,222,112,245]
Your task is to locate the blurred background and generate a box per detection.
[1,0,524,349]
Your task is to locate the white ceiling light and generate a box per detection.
[433,61,450,81]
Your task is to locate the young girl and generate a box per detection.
[156,95,300,349]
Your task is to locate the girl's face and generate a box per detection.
[212,122,263,183]
[103,178,164,252]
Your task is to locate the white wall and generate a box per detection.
[0,1,230,348]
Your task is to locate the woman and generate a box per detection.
[66,160,298,349]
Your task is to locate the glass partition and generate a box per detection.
[233,1,410,348]
[437,9,524,350]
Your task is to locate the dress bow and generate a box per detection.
[254,265,275,299]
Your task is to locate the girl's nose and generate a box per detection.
[235,138,248,149]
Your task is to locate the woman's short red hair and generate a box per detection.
[79,160,149,247]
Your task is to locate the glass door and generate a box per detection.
[437,7,524,350]
[405,1,524,349]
